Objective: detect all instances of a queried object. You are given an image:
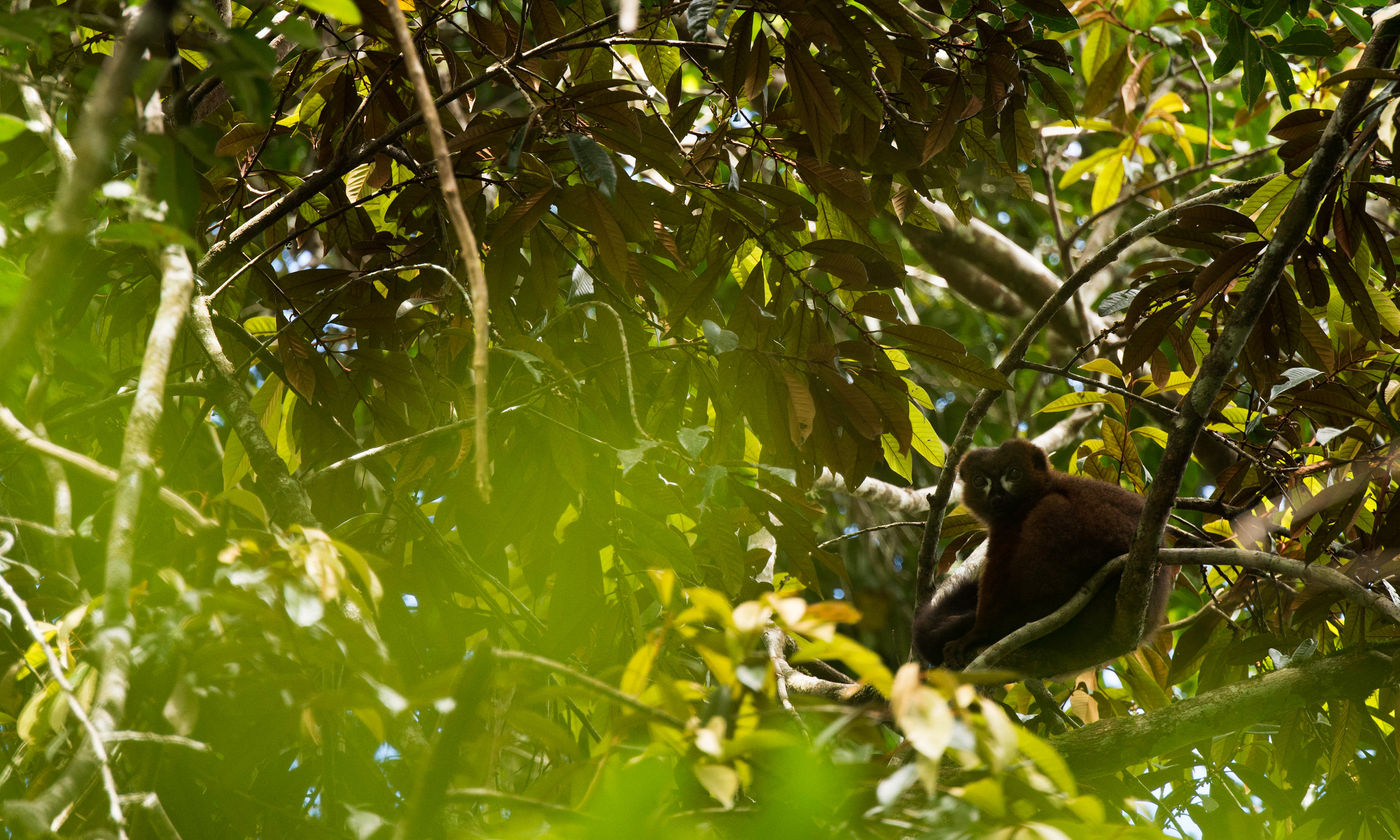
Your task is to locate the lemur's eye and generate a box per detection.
[1004,466,1022,481]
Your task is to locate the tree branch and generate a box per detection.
[0,0,179,368]
[0,406,214,532]
[965,546,1400,673]
[904,199,1093,342]
[0,533,124,836]
[1052,649,1393,778]
[188,296,319,527]
[1114,18,1400,640]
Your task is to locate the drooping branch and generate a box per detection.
[384,2,493,501]
[1114,17,1400,641]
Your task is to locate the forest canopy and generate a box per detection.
[2,0,1400,837]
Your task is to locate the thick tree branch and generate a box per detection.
[1053,649,1393,778]
[189,296,319,527]
[906,256,1034,321]
[1114,18,1400,640]
[903,200,1093,342]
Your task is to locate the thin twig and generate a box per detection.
[0,532,125,835]
[818,521,924,549]
[491,648,687,727]
[1064,146,1275,247]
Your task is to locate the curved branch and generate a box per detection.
[965,557,1130,672]
[965,546,1400,673]
[0,406,215,532]
[1161,547,1400,625]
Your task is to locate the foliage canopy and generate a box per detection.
[2,0,1400,837]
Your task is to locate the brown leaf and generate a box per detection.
[782,370,816,446]
[1269,108,1333,141]
[785,39,841,162]
[1122,300,1188,373]
[1292,247,1331,308]
[1182,240,1267,327]
[1319,245,1384,340]
[814,366,883,441]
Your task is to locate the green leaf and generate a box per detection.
[1270,366,1323,400]
[678,426,712,457]
[908,404,945,467]
[1097,288,1138,315]
[1242,30,1266,105]
[1276,26,1337,56]
[1038,390,1126,417]
[567,132,618,198]
[0,114,27,143]
[881,433,913,481]
[702,319,740,354]
[785,40,841,162]
[302,0,361,24]
[1264,47,1297,108]
[1335,4,1372,41]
